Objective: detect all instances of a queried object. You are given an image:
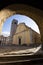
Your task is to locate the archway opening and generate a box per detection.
[2,14,41,44]
[0,13,42,55]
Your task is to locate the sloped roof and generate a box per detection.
[18,23,40,35]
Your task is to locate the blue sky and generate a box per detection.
[2,14,40,37]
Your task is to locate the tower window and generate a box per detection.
[14,22,17,24]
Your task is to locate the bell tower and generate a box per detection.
[10,19,18,37]
[10,19,18,44]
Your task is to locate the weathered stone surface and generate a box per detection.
[0,9,16,35]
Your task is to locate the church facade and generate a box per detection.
[11,20,41,45]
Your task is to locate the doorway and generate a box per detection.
[19,38,21,45]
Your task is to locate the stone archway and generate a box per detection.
[0,4,43,43]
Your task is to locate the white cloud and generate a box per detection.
[2,31,10,37]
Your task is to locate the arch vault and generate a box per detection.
[0,4,43,43]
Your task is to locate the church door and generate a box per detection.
[19,38,21,45]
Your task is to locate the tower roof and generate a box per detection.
[12,19,18,24]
